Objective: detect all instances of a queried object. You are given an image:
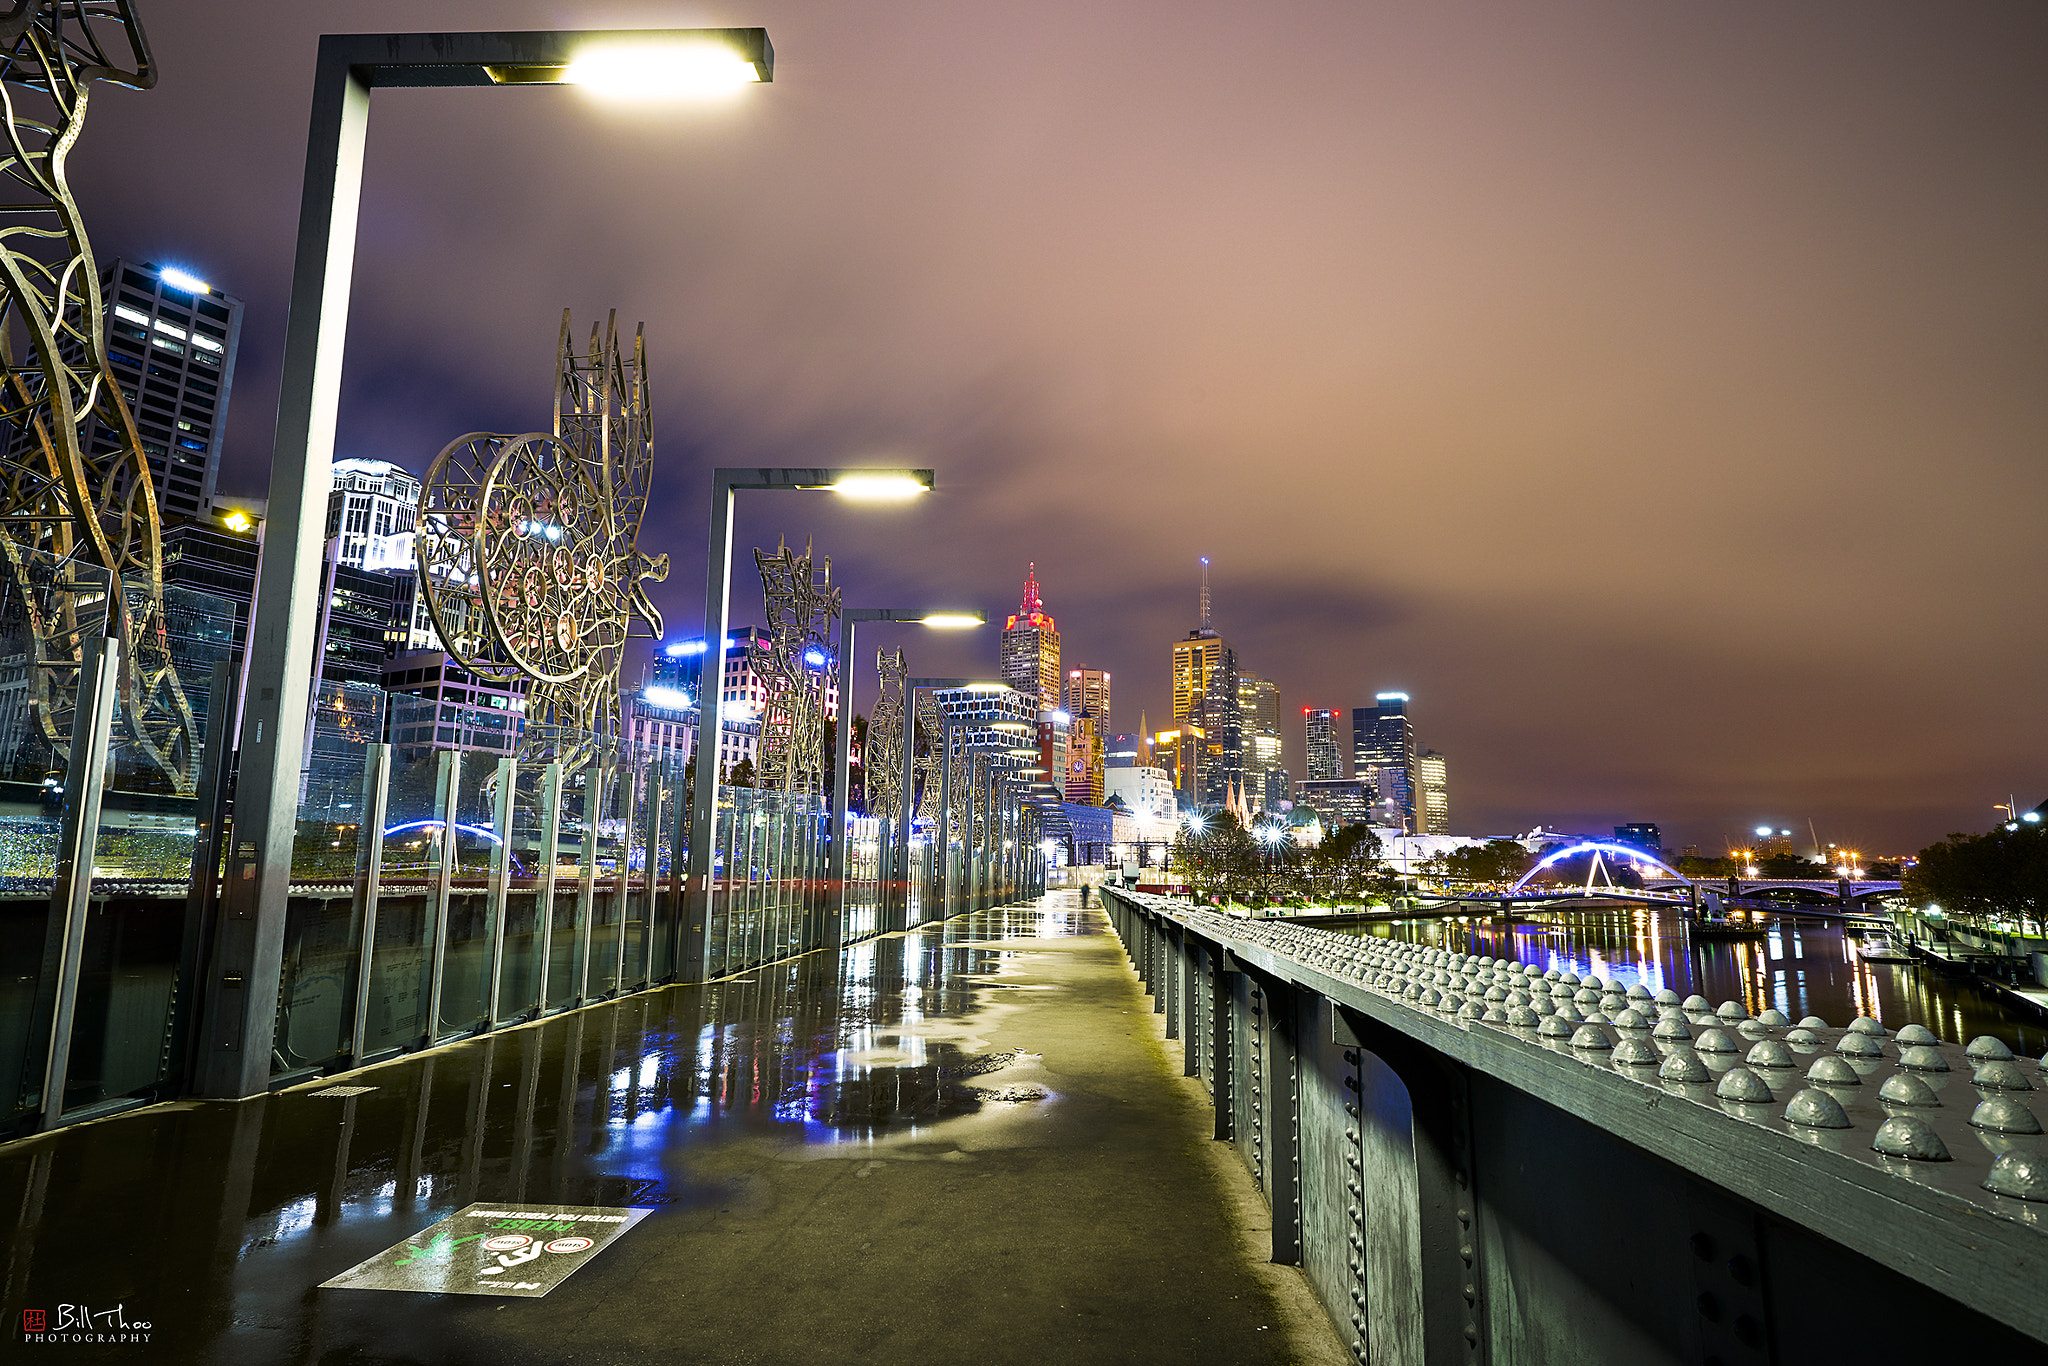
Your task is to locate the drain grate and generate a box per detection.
[308,1085,376,1098]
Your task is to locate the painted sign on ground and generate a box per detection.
[320,1204,651,1298]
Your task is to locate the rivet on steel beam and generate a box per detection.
[1682,994,1710,1012]
[1653,1017,1693,1042]
[1539,1014,1574,1039]
[1847,1016,1887,1038]
[1715,1001,1749,1022]
[1660,1050,1711,1083]
[1745,1040,1794,1069]
[1693,1027,1739,1055]
[1612,1036,1660,1067]
[1796,1015,1829,1029]
[1966,1035,2016,1062]
[1872,1114,1950,1160]
[1806,1054,1861,1086]
[1755,1008,1790,1027]
[1983,1151,2048,1202]
[1896,1045,1950,1073]
[1972,1060,2035,1092]
[1894,1023,1940,1046]
[1716,1066,1774,1102]
[1612,1007,1648,1030]
[1878,1072,1940,1106]
[1784,1087,1853,1129]
[1784,1027,1822,1047]
[1834,1032,1884,1059]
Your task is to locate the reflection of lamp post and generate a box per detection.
[826,608,981,942]
[210,26,774,1100]
[681,467,933,980]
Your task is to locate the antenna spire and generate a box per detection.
[1198,556,1211,629]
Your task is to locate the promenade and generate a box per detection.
[0,895,1344,1364]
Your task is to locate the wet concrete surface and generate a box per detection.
[1,896,1343,1364]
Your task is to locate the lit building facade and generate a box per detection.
[999,564,1061,712]
[1304,707,1342,781]
[1238,673,1280,814]
[1354,693,1417,830]
[1416,748,1449,835]
[1064,666,1110,736]
[326,458,422,571]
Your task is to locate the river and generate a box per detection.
[1328,905,2048,1057]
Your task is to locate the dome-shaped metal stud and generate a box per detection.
[1894,1024,1939,1046]
[1897,1046,1950,1073]
[1983,1152,2048,1202]
[1694,1027,1739,1055]
[1653,1017,1693,1042]
[1459,1000,1486,1021]
[1872,1115,1951,1161]
[1716,1001,1749,1022]
[1847,1017,1887,1038]
[1785,1088,1853,1129]
[1582,1010,1612,1025]
[1972,1060,2033,1091]
[1481,1006,1509,1024]
[1835,1032,1883,1058]
[1612,1036,1660,1066]
[1968,1097,2044,1134]
[1966,1036,2015,1062]
[1612,1008,1648,1030]
[1796,1016,1829,1029]
[1570,1024,1613,1050]
[1716,1067,1774,1102]
[1660,1051,1711,1083]
[1755,1008,1790,1027]
[1538,1014,1574,1038]
[1877,1073,1939,1107]
[1745,1040,1794,1069]
[1682,994,1711,1013]
[1805,1055,1861,1086]
[1507,1005,1539,1027]
[1654,988,1681,1006]
[1626,983,1652,1001]
[1784,1028,1822,1047]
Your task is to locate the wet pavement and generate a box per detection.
[0,895,1339,1364]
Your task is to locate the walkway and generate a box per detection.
[0,895,1344,1364]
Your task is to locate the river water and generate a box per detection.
[1329,905,2048,1057]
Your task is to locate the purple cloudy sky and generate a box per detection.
[74,1,2048,853]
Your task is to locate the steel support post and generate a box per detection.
[346,742,392,1063]
[611,759,635,992]
[893,697,917,930]
[637,759,662,990]
[1164,921,1180,1037]
[936,729,954,918]
[532,763,563,1010]
[33,635,120,1126]
[682,473,736,982]
[574,761,600,1002]
[171,662,237,1091]
[1212,947,1236,1142]
[484,757,517,1024]
[422,749,460,1043]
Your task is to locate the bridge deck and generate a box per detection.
[0,897,1344,1365]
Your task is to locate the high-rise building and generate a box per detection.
[1064,710,1104,804]
[1304,708,1342,781]
[1416,748,1449,835]
[1170,559,1240,810]
[1104,733,1143,769]
[999,564,1061,712]
[21,258,247,522]
[1295,777,1373,831]
[1614,823,1662,856]
[1238,673,1280,815]
[1064,667,1110,735]
[326,458,422,571]
[1354,693,1417,830]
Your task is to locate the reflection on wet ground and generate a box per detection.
[1343,907,2048,1054]
[0,897,1313,1365]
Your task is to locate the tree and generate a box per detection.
[1757,851,1821,878]
[1677,854,1735,879]
[1903,824,2048,933]
[1304,823,1386,904]
[726,756,755,789]
[1433,839,1532,889]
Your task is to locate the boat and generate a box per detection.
[1856,933,1917,964]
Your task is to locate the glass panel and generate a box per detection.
[494,761,549,1023]
[434,737,498,1037]
[585,758,623,998]
[362,737,444,1055]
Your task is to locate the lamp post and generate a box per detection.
[206,26,774,1100]
[679,467,934,981]
[826,608,982,944]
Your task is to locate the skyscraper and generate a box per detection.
[1304,708,1341,781]
[1416,748,1449,835]
[1354,693,1417,830]
[1064,666,1110,736]
[999,564,1061,711]
[1238,673,1280,814]
[1170,558,1240,810]
[53,258,245,521]
[326,458,421,570]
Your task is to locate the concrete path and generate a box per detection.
[0,896,1346,1364]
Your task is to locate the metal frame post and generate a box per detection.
[422,749,460,1042]
[346,742,392,1062]
[574,760,600,1002]
[532,762,563,1010]
[33,635,120,1127]
[484,756,517,1023]
[611,755,636,991]
[637,755,662,989]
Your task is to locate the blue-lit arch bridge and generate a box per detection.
[1101,886,2048,1362]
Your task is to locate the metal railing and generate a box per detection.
[1102,886,2048,1363]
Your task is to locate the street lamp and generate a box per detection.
[210,26,773,1101]
[681,466,935,979]
[826,608,982,941]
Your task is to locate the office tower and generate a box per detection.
[1614,823,1662,856]
[1104,733,1143,769]
[1354,693,1416,830]
[327,458,421,570]
[1416,748,1449,835]
[1238,673,1280,815]
[999,563,1061,711]
[1295,778,1373,831]
[1065,666,1110,734]
[160,514,260,730]
[1170,559,1240,809]
[1065,710,1104,804]
[28,258,246,522]
[1036,709,1071,787]
[1304,708,1341,781]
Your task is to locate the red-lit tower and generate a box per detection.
[1000,563,1061,712]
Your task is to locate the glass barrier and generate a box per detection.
[585,756,624,1000]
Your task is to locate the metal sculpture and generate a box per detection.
[949,730,972,853]
[750,536,839,792]
[0,3,197,791]
[911,688,942,821]
[416,310,668,769]
[866,646,905,820]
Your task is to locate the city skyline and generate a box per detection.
[70,1,2048,851]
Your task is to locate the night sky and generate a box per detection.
[72,2,2048,854]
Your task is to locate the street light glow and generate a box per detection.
[160,266,210,294]
[831,472,929,501]
[643,685,691,710]
[920,612,982,629]
[562,42,764,98]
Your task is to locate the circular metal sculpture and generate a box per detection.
[416,311,668,767]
